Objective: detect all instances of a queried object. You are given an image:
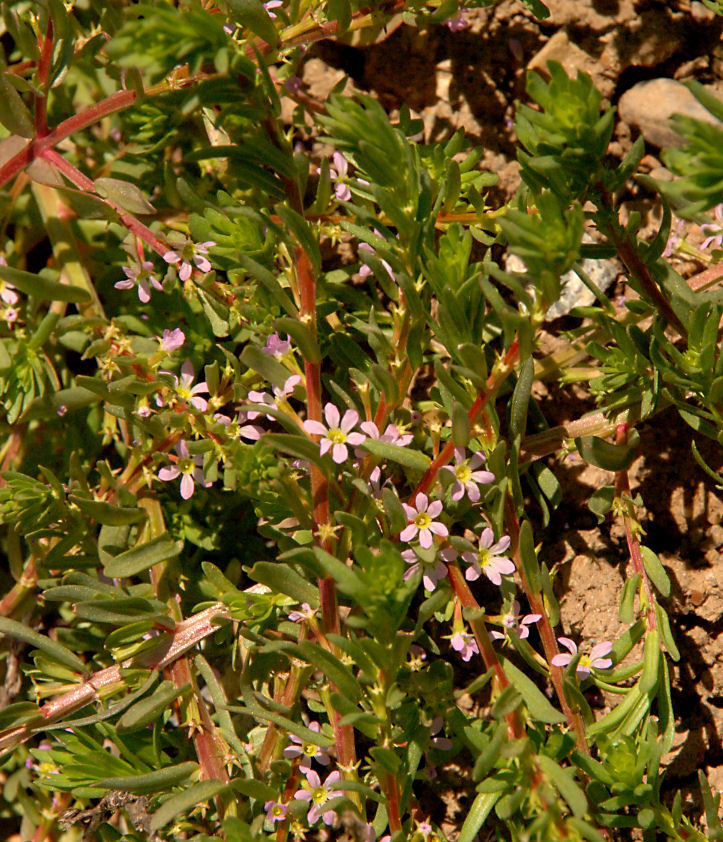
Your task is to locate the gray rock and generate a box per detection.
[618,78,721,149]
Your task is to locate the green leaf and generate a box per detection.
[588,486,615,523]
[655,602,680,661]
[224,0,278,47]
[240,344,293,388]
[502,658,565,723]
[275,316,321,363]
[0,701,43,732]
[151,779,228,832]
[298,641,361,702]
[68,495,146,526]
[458,792,501,842]
[118,681,192,733]
[103,533,183,578]
[537,754,587,818]
[639,546,670,598]
[0,263,90,303]
[249,561,319,607]
[360,439,431,472]
[97,761,198,794]
[574,432,639,471]
[510,356,534,439]
[518,519,541,592]
[0,74,34,137]
[94,177,155,214]
[0,617,85,672]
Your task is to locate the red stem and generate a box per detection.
[35,18,53,137]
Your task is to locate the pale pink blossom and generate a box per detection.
[444,11,468,30]
[171,360,209,411]
[359,421,413,447]
[303,403,366,464]
[0,256,19,306]
[115,260,162,303]
[461,527,515,585]
[440,447,494,502]
[402,547,447,591]
[330,152,351,202]
[551,638,613,680]
[273,374,301,401]
[284,721,331,769]
[264,0,283,17]
[400,493,448,549]
[294,769,342,825]
[288,602,316,623]
[215,410,264,442]
[358,241,395,280]
[264,800,288,823]
[160,328,185,352]
[263,332,291,357]
[490,600,541,641]
[701,203,723,251]
[158,440,210,499]
[451,630,478,661]
[163,239,215,281]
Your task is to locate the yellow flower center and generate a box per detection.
[311,787,327,804]
[478,548,491,569]
[455,464,471,483]
[271,805,285,817]
[303,742,317,757]
[178,458,194,475]
[327,428,346,444]
[176,385,192,400]
[414,512,431,529]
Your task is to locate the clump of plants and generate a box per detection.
[0,0,721,840]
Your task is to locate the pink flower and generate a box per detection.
[440,447,494,502]
[402,547,448,591]
[246,389,276,421]
[294,769,342,825]
[158,440,210,499]
[263,332,291,357]
[490,600,541,641]
[264,800,288,823]
[215,410,265,442]
[163,239,215,281]
[303,403,366,464]
[115,260,162,303]
[171,360,209,411]
[444,11,468,30]
[283,721,331,769]
[451,631,478,661]
[400,493,448,549]
[264,0,283,17]
[358,240,395,281]
[359,421,413,447]
[160,328,185,352]
[663,219,684,258]
[288,602,316,623]
[329,152,351,202]
[701,203,723,251]
[461,527,515,585]
[0,256,19,306]
[273,374,301,401]
[551,638,613,680]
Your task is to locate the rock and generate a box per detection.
[618,78,722,149]
[527,31,610,95]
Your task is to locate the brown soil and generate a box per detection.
[294,0,723,832]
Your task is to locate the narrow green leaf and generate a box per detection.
[97,761,198,794]
[361,439,431,472]
[0,74,34,137]
[118,681,192,733]
[275,316,321,363]
[537,754,587,818]
[249,561,319,607]
[510,356,534,439]
[298,641,361,702]
[574,432,639,471]
[518,519,541,592]
[655,602,680,661]
[94,177,155,215]
[240,344,292,388]
[0,263,90,303]
[68,495,146,526]
[103,534,182,578]
[458,792,501,842]
[224,0,278,47]
[502,658,565,723]
[0,617,85,672]
[639,546,670,598]
[151,779,228,832]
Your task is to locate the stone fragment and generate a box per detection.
[618,78,722,149]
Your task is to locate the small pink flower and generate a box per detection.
[359,421,413,447]
[284,721,331,769]
[440,447,495,502]
[288,602,316,623]
[303,403,366,464]
[358,239,395,281]
[551,638,613,680]
[402,547,447,591]
[461,527,515,585]
[444,11,468,30]
[264,800,288,823]
[400,493,448,549]
[264,0,283,17]
[451,630,478,661]
[329,152,351,202]
[215,410,264,441]
[273,374,302,401]
[164,239,215,281]
[160,328,185,352]
[294,769,342,825]
[172,360,209,411]
[701,203,723,251]
[263,332,291,357]
[115,260,162,303]
[158,440,209,500]
[0,256,19,306]
[490,600,541,641]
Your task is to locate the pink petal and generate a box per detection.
[332,443,348,463]
[590,641,613,660]
[159,466,180,481]
[426,500,443,518]
[400,524,418,543]
[180,474,195,499]
[190,397,208,411]
[592,657,612,670]
[418,529,433,549]
[484,567,502,586]
[305,770,321,787]
[401,504,417,519]
[340,409,359,432]
[466,483,480,503]
[360,421,379,437]
[428,522,448,537]
[303,420,327,436]
[179,262,193,281]
[490,536,511,554]
[323,403,340,428]
[346,432,366,446]
[479,527,494,549]
[194,255,212,272]
[558,637,578,655]
[163,251,180,264]
[294,790,312,802]
[465,566,481,582]
[551,654,571,667]
[319,438,332,456]
[414,493,429,512]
